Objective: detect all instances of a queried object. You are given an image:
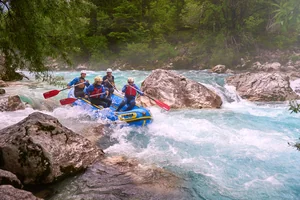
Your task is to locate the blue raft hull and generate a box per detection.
[68,89,153,126]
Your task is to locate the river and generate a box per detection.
[1,70,300,200]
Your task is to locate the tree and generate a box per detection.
[0,0,91,80]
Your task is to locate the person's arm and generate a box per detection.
[84,80,90,87]
[122,85,127,93]
[85,85,93,96]
[104,86,109,97]
[134,84,144,95]
[67,77,79,88]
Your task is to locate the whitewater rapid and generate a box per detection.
[1,70,300,200]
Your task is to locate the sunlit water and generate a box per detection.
[1,70,300,200]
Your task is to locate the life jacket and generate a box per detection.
[90,84,103,98]
[125,85,136,97]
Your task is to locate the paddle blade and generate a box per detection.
[43,90,60,99]
[60,98,77,105]
[154,99,170,111]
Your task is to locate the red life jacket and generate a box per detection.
[125,85,136,96]
[90,85,103,98]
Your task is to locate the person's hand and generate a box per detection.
[84,95,88,99]
[104,79,108,82]
[67,85,71,89]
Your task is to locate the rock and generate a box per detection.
[226,72,299,101]
[0,185,42,200]
[0,80,8,87]
[212,64,226,73]
[0,95,25,112]
[49,156,189,200]
[0,89,5,95]
[6,95,25,111]
[225,69,234,74]
[0,169,22,189]
[137,69,222,109]
[252,62,281,72]
[0,112,103,185]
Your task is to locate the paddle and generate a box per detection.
[59,92,106,105]
[106,79,120,92]
[43,82,85,99]
[127,85,170,111]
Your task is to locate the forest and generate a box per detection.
[0,0,299,75]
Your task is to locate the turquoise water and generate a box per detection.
[1,70,300,199]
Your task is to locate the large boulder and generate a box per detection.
[226,72,299,101]
[0,112,103,185]
[49,156,189,200]
[0,185,42,200]
[138,69,222,109]
[0,169,22,189]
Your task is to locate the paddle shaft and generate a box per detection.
[127,84,170,111]
[67,82,87,90]
[59,92,106,105]
[106,79,120,92]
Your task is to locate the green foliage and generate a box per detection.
[272,0,300,32]
[120,43,152,66]
[289,55,300,62]
[1,0,300,74]
[120,41,178,66]
[82,35,109,64]
[0,0,92,74]
[153,43,178,61]
[289,101,300,114]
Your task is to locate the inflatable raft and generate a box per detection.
[67,89,153,126]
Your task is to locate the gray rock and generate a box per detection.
[6,95,25,111]
[0,169,22,189]
[137,69,222,109]
[226,72,299,101]
[49,156,190,200]
[0,80,8,87]
[0,112,104,185]
[0,95,25,112]
[0,89,5,95]
[212,64,226,73]
[0,185,42,200]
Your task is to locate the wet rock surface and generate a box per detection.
[0,112,103,185]
[0,169,23,189]
[226,72,299,101]
[49,156,190,200]
[138,69,222,109]
[0,185,42,200]
[0,95,25,112]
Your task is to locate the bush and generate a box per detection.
[120,43,153,66]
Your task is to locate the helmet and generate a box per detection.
[106,68,112,73]
[94,76,102,82]
[80,70,87,74]
[127,77,134,83]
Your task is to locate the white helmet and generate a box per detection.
[106,68,112,73]
[94,76,102,82]
[80,70,87,74]
[127,77,134,82]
